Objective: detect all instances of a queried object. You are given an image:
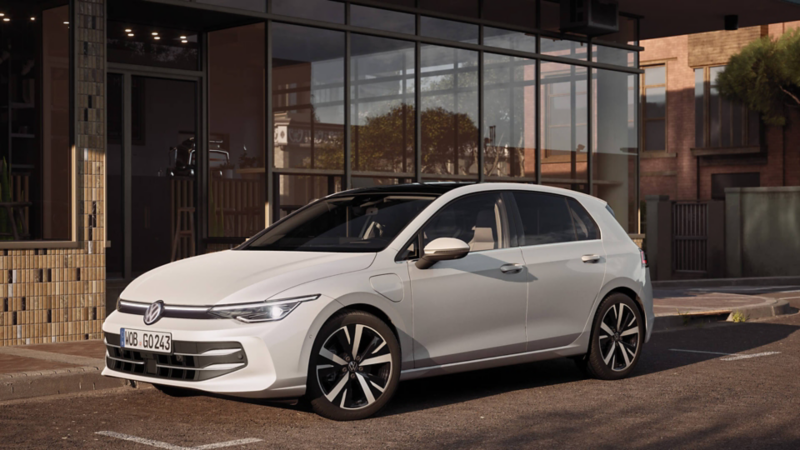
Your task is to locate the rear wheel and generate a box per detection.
[306,310,400,421]
[580,293,644,380]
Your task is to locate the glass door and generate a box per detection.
[106,73,199,279]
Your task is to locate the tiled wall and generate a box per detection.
[0,0,106,346]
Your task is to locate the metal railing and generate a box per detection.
[672,202,708,273]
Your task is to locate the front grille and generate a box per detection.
[105,333,247,382]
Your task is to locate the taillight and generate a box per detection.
[640,249,648,267]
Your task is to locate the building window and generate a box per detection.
[107,21,200,71]
[0,4,72,242]
[420,45,479,179]
[641,65,666,151]
[208,23,266,240]
[694,66,760,149]
[351,34,415,176]
[540,62,588,189]
[272,23,345,171]
[593,69,639,233]
[482,52,536,180]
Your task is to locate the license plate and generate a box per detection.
[120,328,173,354]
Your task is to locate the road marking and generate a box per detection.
[95,431,262,450]
[720,352,781,361]
[669,349,731,356]
[669,349,781,361]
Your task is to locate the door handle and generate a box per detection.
[500,263,524,274]
[581,254,601,263]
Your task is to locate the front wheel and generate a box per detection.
[580,293,644,380]
[306,310,400,421]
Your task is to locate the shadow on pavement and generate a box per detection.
[159,320,799,424]
[376,320,799,418]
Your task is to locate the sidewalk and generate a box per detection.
[2,283,797,402]
[0,340,126,402]
[652,283,797,331]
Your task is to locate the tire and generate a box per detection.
[583,293,644,380]
[306,310,401,421]
[153,384,193,397]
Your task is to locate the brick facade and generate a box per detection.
[641,22,800,202]
[0,0,106,346]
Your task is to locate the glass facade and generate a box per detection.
[104,0,641,258]
[208,23,266,240]
[351,35,415,176]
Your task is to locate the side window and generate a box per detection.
[421,192,510,253]
[512,191,576,246]
[567,198,600,241]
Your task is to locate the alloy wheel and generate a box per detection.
[598,303,640,372]
[316,324,393,410]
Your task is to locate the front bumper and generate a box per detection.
[105,333,248,382]
[101,301,327,399]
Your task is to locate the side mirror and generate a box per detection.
[415,237,470,269]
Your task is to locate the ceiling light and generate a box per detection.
[180,35,187,39]
[128,33,135,37]
[125,28,132,32]
[181,39,188,43]
[152,32,158,36]
[154,36,161,40]
[64,21,69,25]
[3,18,9,22]
[0,13,5,17]
[31,17,36,21]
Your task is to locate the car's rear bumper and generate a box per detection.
[643,269,655,343]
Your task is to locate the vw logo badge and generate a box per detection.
[144,300,165,325]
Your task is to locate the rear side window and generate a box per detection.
[567,198,600,241]
[511,192,600,246]
[512,192,575,245]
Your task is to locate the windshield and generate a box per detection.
[243,194,435,252]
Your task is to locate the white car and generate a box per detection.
[103,182,653,421]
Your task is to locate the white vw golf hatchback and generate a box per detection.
[103,183,653,420]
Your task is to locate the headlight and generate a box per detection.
[208,294,320,323]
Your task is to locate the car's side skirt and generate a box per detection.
[399,343,586,381]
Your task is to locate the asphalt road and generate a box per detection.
[2,311,800,450]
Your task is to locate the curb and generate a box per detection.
[652,276,800,289]
[653,299,794,332]
[1,366,127,402]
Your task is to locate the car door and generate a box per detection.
[509,191,607,351]
[406,192,528,368]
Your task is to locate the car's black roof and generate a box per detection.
[329,182,474,198]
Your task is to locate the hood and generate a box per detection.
[120,250,376,306]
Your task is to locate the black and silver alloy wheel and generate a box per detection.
[598,303,639,372]
[577,293,644,380]
[307,310,400,420]
[317,324,392,410]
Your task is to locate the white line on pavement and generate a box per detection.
[720,352,781,361]
[669,349,781,361]
[95,431,262,450]
[670,349,732,356]
[195,440,264,450]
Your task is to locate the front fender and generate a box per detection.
[276,264,414,388]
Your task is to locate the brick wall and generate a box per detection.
[687,26,764,67]
[641,23,800,203]
[0,0,106,346]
